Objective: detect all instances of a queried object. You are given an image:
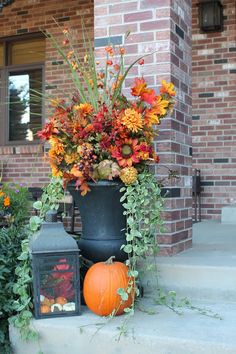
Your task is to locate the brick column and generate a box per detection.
[94,0,192,255]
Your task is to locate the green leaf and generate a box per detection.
[126,233,134,242]
[123,307,134,315]
[117,288,129,301]
[128,270,139,278]
[33,201,42,210]
[123,244,133,254]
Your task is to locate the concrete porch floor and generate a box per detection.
[10,221,236,354]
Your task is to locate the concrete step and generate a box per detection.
[150,253,236,301]
[221,204,236,224]
[140,221,236,302]
[10,300,236,354]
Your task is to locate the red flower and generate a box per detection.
[100,134,111,150]
[138,142,152,160]
[131,77,147,97]
[111,138,140,167]
[141,89,156,105]
[54,279,75,300]
[138,59,144,65]
[37,121,58,140]
[113,64,120,71]
[52,259,73,281]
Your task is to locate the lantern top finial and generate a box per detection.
[45,209,57,223]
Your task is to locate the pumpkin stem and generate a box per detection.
[105,256,115,264]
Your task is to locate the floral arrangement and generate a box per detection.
[38,27,175,195]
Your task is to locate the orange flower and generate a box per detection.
[49,137,65,155]
[3,196,10,207]
[64,152,78,165]
[138,142,152,160]
[119,47,125,55]
[67,50,74,59]
[50,98,61,107]
[98,72,105,79]
[105,46,114,56]
[106,60,113,66]
[51,164,63,178]
[144,108,160,127]
[71,61,78,71]
[141,88,156,105]
[89,79,94,88]
[121,108,143,133]
[160,80,176,97]
[153,96,169,115]
[63,27,69,34]
[70,166,83,178]
[74,103,93,116]
[113,64,120,71]
[80,182,91,196]
[0,190,4,197]
[131,77,147,97]
[144,96,169,127]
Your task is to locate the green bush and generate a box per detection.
[0,184,30,353]
[0,183,30,226]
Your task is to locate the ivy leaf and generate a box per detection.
[29,216,41,231]
[128,270,139,278]
[33,201,42,210]
[117,288,129,301]
[126,233,133,242]
[123,244,133,253]
[123,307,134,315]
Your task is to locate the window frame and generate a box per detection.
[0,33,45,146]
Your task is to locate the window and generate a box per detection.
[0,35,45,144]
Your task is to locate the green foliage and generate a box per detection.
[0,183,30,226]
[118,170,221,328]
[121,168,164,270]
[117,168,164,318]
[0,183,30,353]
[11,178,64,347]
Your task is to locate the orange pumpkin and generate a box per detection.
[55,296,67,305]
[42,297,54,307]
[40,305,51,314]
[83,256,134,316]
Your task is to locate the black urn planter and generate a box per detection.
[67,180,127,263]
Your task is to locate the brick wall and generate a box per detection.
[0,0,94,187]
[94,0,192,254]
[192,0,236,219]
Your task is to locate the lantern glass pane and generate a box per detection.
[39,256,77,315]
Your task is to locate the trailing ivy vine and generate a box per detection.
[11,178,64,350]
[116,168,164,317]
[117,168,221,334]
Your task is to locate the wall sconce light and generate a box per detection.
[198,1,223,32]
[0,0,15,12]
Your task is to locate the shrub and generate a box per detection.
[0,184,30,352]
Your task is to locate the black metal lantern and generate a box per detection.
[29,210,81,319]
[198,1,223,32]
